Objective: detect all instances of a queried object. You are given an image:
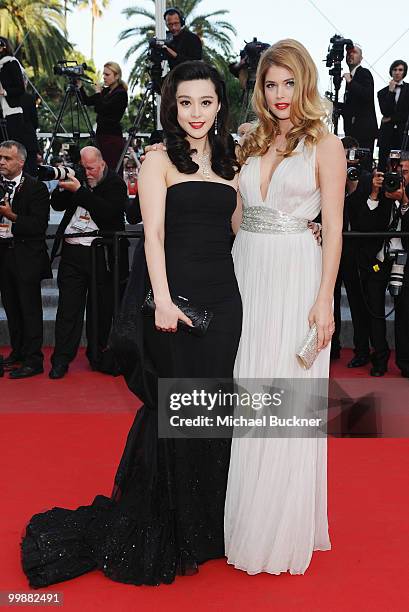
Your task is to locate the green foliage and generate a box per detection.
[119,0,236,88]
[0,0,72,75]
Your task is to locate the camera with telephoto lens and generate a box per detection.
[346,147,371,181]
[53,60,88,79]
[37,164,87,186]
[0,175,15,202]
[383,150,403,193]
[386,249,408,296]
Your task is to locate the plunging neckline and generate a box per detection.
[258,155,287,204]
[257,138,305,204]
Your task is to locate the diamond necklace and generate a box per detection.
[195,152,211,180]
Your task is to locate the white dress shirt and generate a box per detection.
[367,197,403,261]
[0,171,23,239]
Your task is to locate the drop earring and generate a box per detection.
[214,114,218,135]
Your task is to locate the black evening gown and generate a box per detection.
[21,182,242,587]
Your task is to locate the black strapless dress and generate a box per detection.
[21,182,242,587]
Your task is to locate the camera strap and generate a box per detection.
[384,202,402,259]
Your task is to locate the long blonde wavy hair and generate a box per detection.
[238,39,330,164]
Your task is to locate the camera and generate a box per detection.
[37,164,87,185]
[346,147,371,181]
[229,37,270,84]
[53,60,89,79]
[325,35,354,68]
[386,249,408,296]
[148,33,173,64]
[384,150,402,193]
[0,176,15,202]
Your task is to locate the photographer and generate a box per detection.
[0,140,51,378]
[0,37,25,145]
[162,7,202,70]
[49,146,128,379]
[342,45,378,164]
[332,137,372,366]
[377,60,409,172]
[78,62,128,170]
[358,152,409,377]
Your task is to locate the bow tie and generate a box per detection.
[395,84,402,88]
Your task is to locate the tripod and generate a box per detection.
[326,62,344,136]
[43,78,96,160]
[239,67,257,126]
[116,81,157,174]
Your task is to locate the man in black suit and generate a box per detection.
[377,60,409,171]
[358,154,409,377]
[332,137,372,366]
[0,140,51,378]
[49,146,128,379]
[342,45,378,163]
[162,7,202,70]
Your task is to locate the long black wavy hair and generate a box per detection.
[160,61,238,180]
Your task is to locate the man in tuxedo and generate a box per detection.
[358,154,409,377]
[0,140,51,378]
[377,60,409,171]
[332,137,372,365]
[342,45,378,163]
[49,146,128,379]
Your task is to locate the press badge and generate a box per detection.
[71,209,91,231]
[0,218,12,237]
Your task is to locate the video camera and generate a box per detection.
[53,60,92,82]
[325,35,354,69]
[148,33,173,64]
[346,147,371,181]
[229,37,270,87]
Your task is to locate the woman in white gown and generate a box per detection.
[225,40,346,575]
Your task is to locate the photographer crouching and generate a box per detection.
[0,140,51,378]
[358,150,409,377]
[48,146,128,379]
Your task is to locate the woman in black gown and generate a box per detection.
[21,62,242,587]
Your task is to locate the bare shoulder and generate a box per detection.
[316,133,344,157]
[138,149,171,181]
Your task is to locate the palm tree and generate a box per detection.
[0,0,72,75]
[78,0,109,61]
[119,0,236,86]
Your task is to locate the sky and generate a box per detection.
[67,0,409,121]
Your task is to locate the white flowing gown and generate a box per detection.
[224,138,331,575]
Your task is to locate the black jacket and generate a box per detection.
[21,92,39,153]
[0,174,51,282]
[166,28,202,69]
[50,169,129,277]
[79,85,128,136]
[377,82,409,149]
[0,56,25,109]
[356,193,397,269]
[343,66,378,145]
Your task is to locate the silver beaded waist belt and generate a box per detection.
[240,206,309,234]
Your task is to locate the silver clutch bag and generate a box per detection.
[296,323,319,369]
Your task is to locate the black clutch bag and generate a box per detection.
[141,289,213,337]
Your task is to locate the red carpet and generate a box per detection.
[1,348,408,611]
